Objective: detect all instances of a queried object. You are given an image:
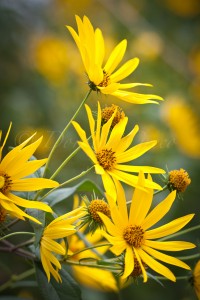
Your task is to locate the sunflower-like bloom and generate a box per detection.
[98,172,195,281]
[66,15,163,105]
[0,124,59,224]
[72,102,165,195]
[40,207,84,283]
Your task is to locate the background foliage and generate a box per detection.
[0,0,200,299]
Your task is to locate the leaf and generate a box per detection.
[35,262,82,300]
[45,179,104,208]
[26,208,46,247]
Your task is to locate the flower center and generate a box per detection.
[123,225,144,248]
[0,173,12,194]
[101,104,125,128]
[88,70,110,91]
[168,168,191,193]
[96,148,116,171]
[98,70,110,88]
[130,258,147,278]
[88,199,111,223]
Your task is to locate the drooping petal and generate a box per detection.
[113,179,128,223]
[41,236,66,255]
[142,245,191,270]
[137,248,176,282]
[72,121,88,143]
[134,248,148,282]
[101,172,117,199]
[121,246,134,279]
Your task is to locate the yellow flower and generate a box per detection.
[0,123,59,224]
[72,102,165,196]
[40,207,84,283]
[66,15,163,105]
[98,172,195,281]
[192,260,200,300]
[168,168,191,193]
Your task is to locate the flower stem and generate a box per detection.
[39,166,94,201]
[64,259,122,272]
[177,253,200,261]
[43,89,92,179]
[158,224,200,241]
[156,275,189,281]
[153,185,168,195]
[0,232,35,242]
[0,268,35,292]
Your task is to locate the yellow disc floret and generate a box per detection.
[101,104,125,127]
[0,173,12,194]
[123,225,144,248]
[96,148,116,171]
[88,200,111,223]
[169,168,191,193]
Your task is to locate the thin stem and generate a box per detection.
[0,232,35,242]
[11,237,35,251]
[43,89,92,179]
[39,166,94,202]
[0,240,36,260]
[69,243,112,258]
[177,253,200,261]
[156,275,189,281]
[4,218,20,230]
[159,224,200,241]
[0,268,35,292]
[50,135,92,180]
[65,259,122,272]
[153,185,168,195]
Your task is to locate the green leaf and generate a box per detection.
[35,262,82,300]
[26,208,46,247]
[45,179,104,208]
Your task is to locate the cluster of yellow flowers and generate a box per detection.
[0,15,199,300]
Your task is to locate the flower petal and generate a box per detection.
[104,39,127,75]
[144,240,196,251]
[121,246,134,279]
[11,178,59,191]
[110,58,139,83]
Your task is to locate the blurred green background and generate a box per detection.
[0,0,200,299]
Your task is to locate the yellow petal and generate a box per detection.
[134,248,148,282]
[142,245,191,270]
[72,121,87,142]
[98,212,122,236]
[121,246,134,279]
[116,164,165,174]
[146,214,195,240]
[102,172,117,199]
[78,142,97,164]
[110,58,139,83]
[115,125,139,154]
[106,117,128,150]
[41,236,66,255]
[104,39,127,75]
[10,159,47,180]
[11,178,59,191]
[142,190,176,230]
[138,248,176,281]
[144,240,196,251]
[0,122,12,161]
[95,28,105,67]
[113,179,128,223]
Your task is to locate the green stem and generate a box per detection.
[0,268,35,292]
[0,232,35,242]
[43,89,92,179]
[158,224,200,241]
[39,166,94,202]
[69,243,112,258]
[156,275,189,281]
[65,259,122,272]
[177,253,200,261]
[153,185,168,195]
[50,136,92,180]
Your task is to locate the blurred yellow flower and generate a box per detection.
[40,207,84,282]
[162,97,200,158]
[34,36,69,84]
[72,102,164,197]
[68,231,118,292]
[67,15,163,104]
[0,124,58,224]
[131,31,163,60]
[99,173,195,281]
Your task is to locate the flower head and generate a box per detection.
[67,15,163,105]
[168,168,191,193]
[72,102,165,196]
[40,207,84,282]
[98,172,195,281]
[101,104,125,128]
[0,123,59,224]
